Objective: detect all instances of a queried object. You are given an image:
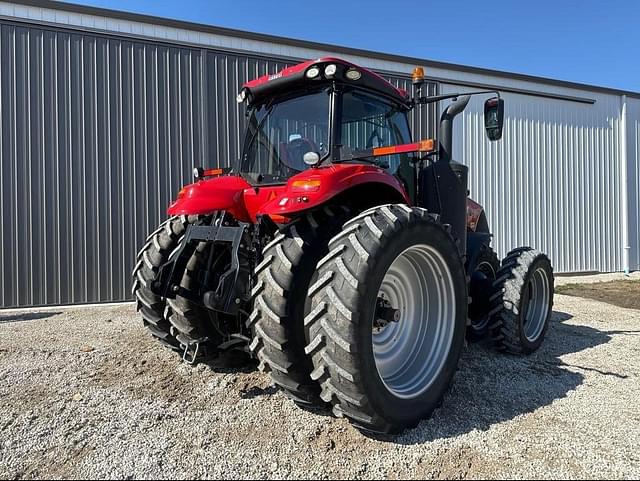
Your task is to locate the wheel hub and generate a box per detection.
[373,296,401,332]
[372,244,456,400]
[523,266,551,342]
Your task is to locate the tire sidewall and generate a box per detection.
[354,219,468,426]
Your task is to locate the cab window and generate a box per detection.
[340,90,412,174]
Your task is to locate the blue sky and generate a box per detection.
[70,0,640,92]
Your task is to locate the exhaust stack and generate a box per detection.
[438,95,470,163]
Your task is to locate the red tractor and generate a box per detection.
[132,58,554,433]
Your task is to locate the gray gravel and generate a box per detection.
[1,293,639,479]
[555,271,640,286]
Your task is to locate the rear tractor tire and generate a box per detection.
[132,216,204,353]
[467,246,500,341]
[165,242,224,358]
[489,248,554,354]
[165,214,250,362]
[304,204,468,433]
[248,207,351,406]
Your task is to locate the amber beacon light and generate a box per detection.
[412,66,425,84]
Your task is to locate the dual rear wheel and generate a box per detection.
[132,215,215,353]
[489,248,554,354]
[249,204,468,432]
[252,205,554,433]
[302,204,468,433]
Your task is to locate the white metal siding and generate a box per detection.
[629,98,640,271]
[442,84,627,273]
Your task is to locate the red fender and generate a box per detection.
[167,175,254,221]
[167,165,408,222]
[257,164,410,217]
[466,198,484,232]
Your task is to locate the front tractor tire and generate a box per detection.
[304,204,468,434]
[489,248,554,354]
[248,207,350,406]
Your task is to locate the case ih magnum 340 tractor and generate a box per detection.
[132,58,554,433]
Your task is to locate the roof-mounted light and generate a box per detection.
[412,66,425,85]
[345,68,361,81]
[306,66,321,79]
[324,64,337,77]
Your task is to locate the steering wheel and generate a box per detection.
[288,137,306,150]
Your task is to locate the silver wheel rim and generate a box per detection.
[372,244,456,400]
[523,267,550,342]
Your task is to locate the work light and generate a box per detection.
[345,68,361,81]
[306,66,320,79]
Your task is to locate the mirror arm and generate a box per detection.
[414,90,500,106]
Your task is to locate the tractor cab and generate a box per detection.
[237,58,415,195]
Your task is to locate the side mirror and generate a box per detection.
[484,97,504,141]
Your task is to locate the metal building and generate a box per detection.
[0,0,638,308]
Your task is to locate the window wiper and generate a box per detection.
[255,173,288,184]
[330,154,389,170]
[242,101,276,158]
[335,156,380,165]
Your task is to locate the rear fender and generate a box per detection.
[466,198,487,232]
[465,197,492,274]
[257,163,410,217]
[167,175,253,221]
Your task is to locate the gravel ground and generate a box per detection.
[1,293,639,479]
[555,271,640,286]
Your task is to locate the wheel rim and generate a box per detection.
[523,266,550,342]
[372,244,456,400]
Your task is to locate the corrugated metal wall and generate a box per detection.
[0,19,435,308]
[442,83,628,273]
[629,97,640,272]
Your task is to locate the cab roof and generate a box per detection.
[240,57,410,107]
